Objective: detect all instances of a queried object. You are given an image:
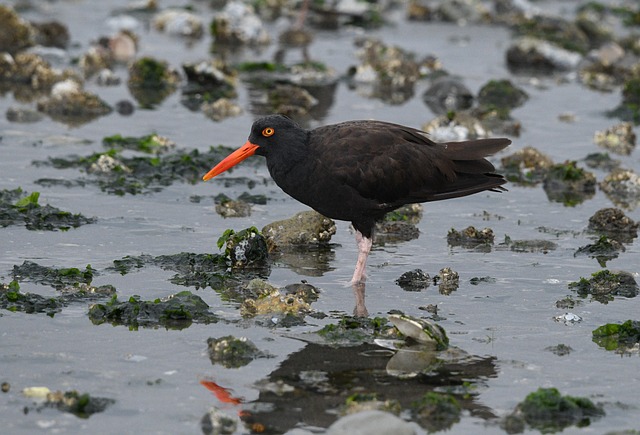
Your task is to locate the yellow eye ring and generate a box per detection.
[262,127,275,137]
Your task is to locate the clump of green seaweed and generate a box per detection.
[88,291,218,330]
[34,145,243,195]
[0,188,95,230]
[502,387,604,433]
[592,319,640,353]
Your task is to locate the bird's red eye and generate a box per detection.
[262,127,275,137]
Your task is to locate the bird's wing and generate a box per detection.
[309,121,508,209]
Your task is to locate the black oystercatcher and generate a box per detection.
[203,115,510,284]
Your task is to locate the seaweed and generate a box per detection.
[592,319,640,352]
[88,291,218,330]
[0,188,95,230]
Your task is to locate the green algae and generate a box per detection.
[88,291,218,330]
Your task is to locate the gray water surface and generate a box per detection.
[1,1,639,434]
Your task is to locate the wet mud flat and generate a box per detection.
[1,0,640,434]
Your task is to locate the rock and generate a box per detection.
[375,220,420,243]
[396,269,430,291]
[0,52,80,97]
[327,410,416,435]
[437,0,490,24]
[95,68,121,86]
[512,15,591,54]
[436,267,459,294]
[127,56,180,107]
[502,388,604,433]
[476,79,528,112]
[578,42,638,91]
[182,59,237,110]
[422,75,473,115]
[506,37,583,73]
[422,111,489,141]
[447,226,494,249]
[267,83,318,116]
[542,161,596,206]
[599,168,640,209]
[153,9,203,38]
[219,227,269,269]
[37,79,112,125]
[203,98,243,121]
[240,285,312,319]
[207,335,267,368]
[211,1,270,46]
[568,269,639,303]
[412,391,461,432]
[201,407,237,435]
[592,320,640,353]
[88,291,219,329]
[215,196,251,218]
[0,5,34,54]
[31,20,70,49]
[593,122,636,155]
[349,37,421,104]
[501,146,554,185]
[262,211,336,250]
[587,208,638,243]
[79,32,138,78]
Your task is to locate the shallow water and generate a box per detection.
[1,1,639,434]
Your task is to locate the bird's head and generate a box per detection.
[202,115,303,181]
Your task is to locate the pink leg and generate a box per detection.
[352,281,368,317]
[350,230,372,285]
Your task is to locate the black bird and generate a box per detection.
[203,115,509,284]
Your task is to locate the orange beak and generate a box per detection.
[202,141,259,181]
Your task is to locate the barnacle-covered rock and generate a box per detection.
[37,79,112,126]
[349,37,421,104]
[600,168,640,209]
[501,146,554,185]
[0,5,34,54]
[262,211,336,251]
[594,122,636,155]
[587,207,638,243]
[447,226,494,249]
[210,1,270,46]
[422,111,489,141]
[153,9,203,38]
[506,37,583,73]
[202,98,243,121]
